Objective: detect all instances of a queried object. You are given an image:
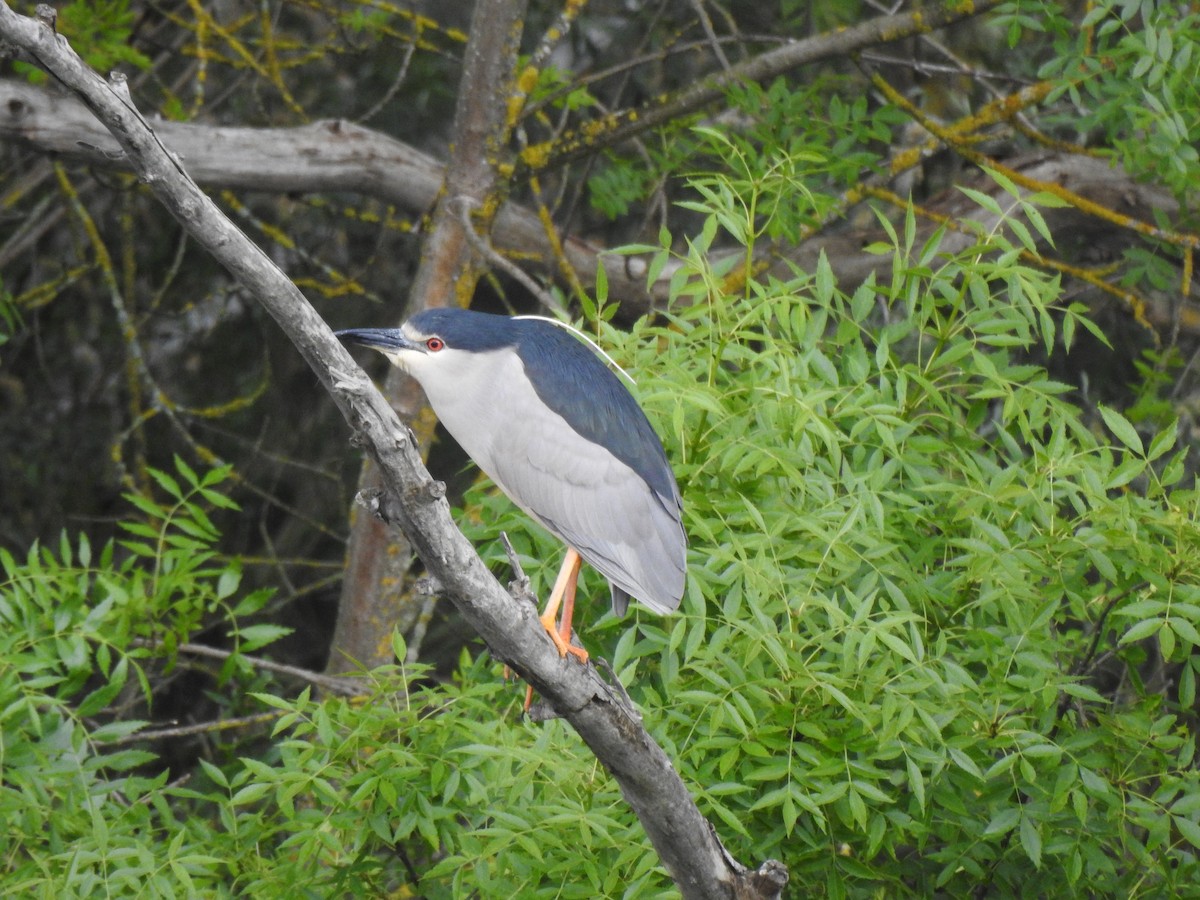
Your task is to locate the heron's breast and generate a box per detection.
[418,349,534,477]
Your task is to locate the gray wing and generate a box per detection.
[421,346,685,614]
[484,403,686,615]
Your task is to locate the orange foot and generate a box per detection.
[524,549,589,712]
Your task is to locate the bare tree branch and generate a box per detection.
[0,4,786,897]
[0,78,659,314]
[129,638,366,697]
[3,80,1182,334]
[101,711,287,747]
[523,0,1006,170]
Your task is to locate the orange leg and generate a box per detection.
[538,548,589,663]
[556,561,580,651]
[524,548,589,711]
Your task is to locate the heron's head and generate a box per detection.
[336,308,523,384]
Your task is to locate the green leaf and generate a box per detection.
[174,455,200,488]
[1119,618,1163,645]
[1161,622,1177,659]
[948,747,983,780]
[231,782,272,806]
[984,807,1020,837]
[1060,682,1107,703]
[216,565,242,601]
[1020,814,1043,868]
[232,588,274,617]
[1170,617,1200,647]
[198,758,229,789]
[1105,457,1145,490]
[1098,405,1144,454]
[232,624,292,653]
[1146,420,1177,461]
[250,692,297,712]
[1174,816,1200,851]
[147,467,183,500]
[815,251,834,303]
[959,186,1004,218]
[76,657,128,718]
[101,748,158,771]
[594,257,608,308]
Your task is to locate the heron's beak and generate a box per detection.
[334,328,420,355]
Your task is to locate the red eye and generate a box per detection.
[425,337,445,352]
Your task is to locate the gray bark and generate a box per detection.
[3,77,1176,321]
[0,78,659,314]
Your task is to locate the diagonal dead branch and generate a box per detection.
[520,0,1006,171]
[0,5,786,897]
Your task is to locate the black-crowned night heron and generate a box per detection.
[336,308,686,665]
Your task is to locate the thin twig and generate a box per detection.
[499,530,537,606]
[687,0,733,74]
[131,637,366,697]
[452,195,567,314]
[404,577,441,664]
[357,38,417,124]
[100,711,286,746]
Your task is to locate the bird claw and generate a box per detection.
[538,611,589,664]
[518,614,589,715]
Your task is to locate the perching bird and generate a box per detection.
[336,308,686,662]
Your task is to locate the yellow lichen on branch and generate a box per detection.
[873,72,1200,253]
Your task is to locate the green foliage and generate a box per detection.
[1043,1,1200,206]
[526,61,599,113]
[467,159,1200,893]
[117,457,279,658]
[7,167,1200,895]
[0,459,282,895]
[0,457,664,897]
[15,0,150,85]
[217,663,657,897]
[340,5,393,37]
[59,1,151,74]
[570,164,1200,895]
[586,74,896,222]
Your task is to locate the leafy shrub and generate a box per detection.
[0,459,259,895]
[476,166,1200,895]
[4,174,1200,896]
[600,171,1199,895]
